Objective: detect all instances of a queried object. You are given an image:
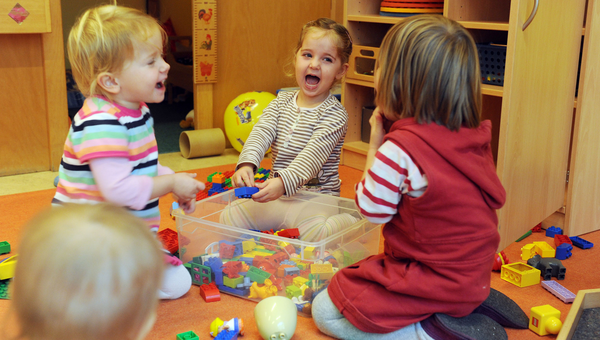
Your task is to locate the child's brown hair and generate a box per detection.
[375,15,481,131]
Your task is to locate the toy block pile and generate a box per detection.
[196,168,271,201]
[182,231,352,315]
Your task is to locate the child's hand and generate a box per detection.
[178,198,196,214]
[172,173,205,202]
[233,164,255,188]
[252,177,284,203]
[369,107,387,150]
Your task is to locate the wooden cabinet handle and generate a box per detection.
[522,0,539,31]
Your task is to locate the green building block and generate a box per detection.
[223,275,244,288]
[176,330,199,340]
[0,241,10,255]
[188,262,211,286]
[0,279,10,299]
[285,285,301,299]
[246,266,271,284]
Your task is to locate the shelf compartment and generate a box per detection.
[347,45,379,82]
[446,0,511,24]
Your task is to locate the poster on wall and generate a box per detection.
[193,0,217,83]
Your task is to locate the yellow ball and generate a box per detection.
[224,91,276,153]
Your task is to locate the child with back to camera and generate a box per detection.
[53,3,204,299]
[10,203,164,340]
[312,15,527,340]
[232,18,352,202]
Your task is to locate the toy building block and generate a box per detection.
[214,330,238,340]
[533,241,556,258]
[541,280,576,303]
[219,242,236,259]
[500,263,541,287]
[545,226,563,238]
[277,228,300,239]
[554,234,573,247]
[527,255,566,280]
[218,284,249,296]
[222,261,243,278]
[532,222,542,233]
[157,228,179,254]
[246,266,271,284]
[529,305,562,336]
[205,257,224,286]
[555,243,573,261]
[0,279,10,299]
[569,236,594,249]
[515,230,532,242]
[492,251,510,271]
[311,263,334,281]
[188,262,212,285]
[0,241,10,255]
[200,282,221,302]
[0,255,17,280]
[234,187,259,199]
[176,330,200,340]
[223,275,244,289]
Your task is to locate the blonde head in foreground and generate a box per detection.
[12,203,164,340]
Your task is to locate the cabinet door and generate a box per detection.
[496,0,585,249]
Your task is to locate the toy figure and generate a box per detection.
[210,317,244,337]
[255,296,297,340]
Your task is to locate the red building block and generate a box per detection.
[554,234,573,247]
[219,243,236,259]
[223,261,243,278]
[278,228,300,239]
[200,282,221,302]
[531,222,542,233]
[157,228,179,254]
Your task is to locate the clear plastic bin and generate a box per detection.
[174,190,381,315]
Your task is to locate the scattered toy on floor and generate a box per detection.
[255,296,297,340]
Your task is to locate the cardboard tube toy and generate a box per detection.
[179,128,226,159]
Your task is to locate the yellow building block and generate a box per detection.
[311,263,334,280]
[500,263,541,287]
[304,246,315,259]
[293,276,308,287]
[533,241,556,258]
[521,243,537,261]
[529,305,562,336]
[242,239,257,253]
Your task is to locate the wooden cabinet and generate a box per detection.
[0,0,68,176]
[342,0,587,250]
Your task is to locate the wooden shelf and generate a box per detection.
[342,141,369,170]
[482,84,503,97]
[459,21,509,31]
[347,14,402,25]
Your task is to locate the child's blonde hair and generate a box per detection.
[375,15,481,131]
[12,203,164,340]
[68,4,166,98]
[286,18,353,81]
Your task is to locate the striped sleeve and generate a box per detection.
[355,140,428,224]
[277,101,347,196]
[236,96,280,170]
[68,112,129,162]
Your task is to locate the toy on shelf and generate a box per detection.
[541,280,576,304]
[492,251,510,271]
[210,317,244,337]
[529,305,562,336]
[0,255,17,280]
[234,187,259,199]
[0,241,10,255]
[569,236,594,249]
[255,296,297,340]
[527,255,566,280]
[500,263,541,288]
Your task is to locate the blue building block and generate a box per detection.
[555,243,573,260]
[218,284,249,297]
[284,267,300,276]
[214,330,239,340]
[545,226,563,238]
[234,187,259,199]
[236,277,253,289]
[570,236,594,249]
[205,257,224,286]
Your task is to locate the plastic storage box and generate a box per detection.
[174,190,381,315]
